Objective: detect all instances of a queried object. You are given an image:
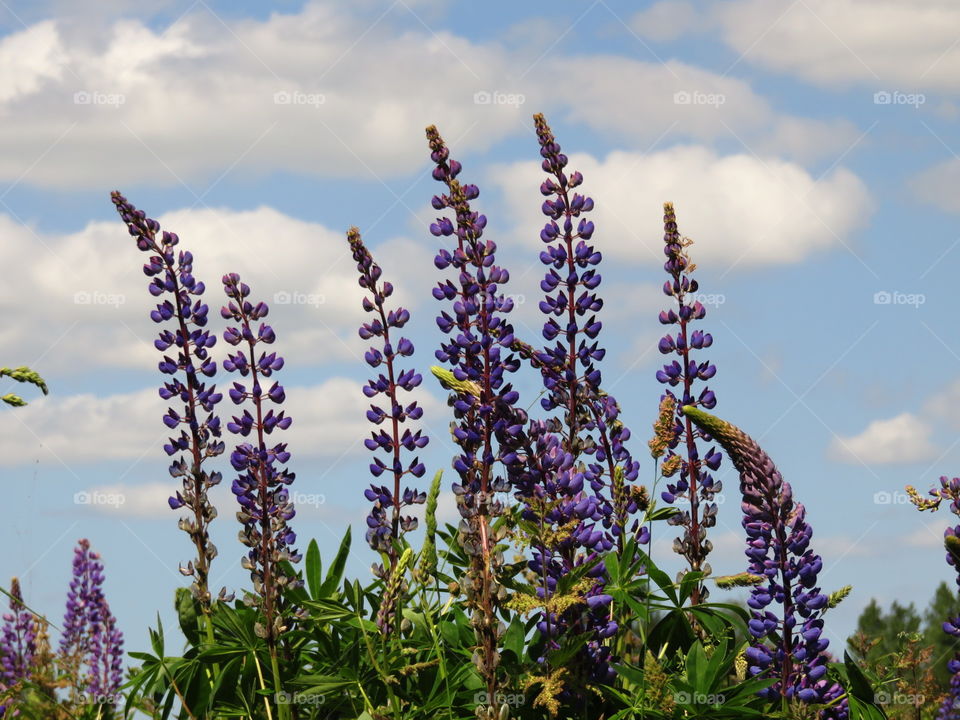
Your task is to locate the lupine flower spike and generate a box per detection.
[59,540,124,706]
[0,579,37,689]
[111,192,225,608]
[682,407,846,719]
[347,227,428,570]
[427,123,524,707]
[656,202,722,603]
[221,273,302,643]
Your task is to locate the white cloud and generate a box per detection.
[0,377,443,467]
[714,0,960,91]
[0,205,436,375]
[0,21,66,104]
[491,146,872,269]
[911,158,960,214]
[630,2,708,41]
[828,412,937,464]
[0,2,872,189]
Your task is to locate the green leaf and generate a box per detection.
[175,587,201,647]
[306,538,322,600]
[320,526,352,598]
[844,650,876,704]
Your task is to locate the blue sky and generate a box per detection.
[1,0,959,667]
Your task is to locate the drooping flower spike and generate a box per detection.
[682,407,846,718]
[111,192,225,607]
[347,227,428,562]
[656,202,722,603]
[221,273,301,641]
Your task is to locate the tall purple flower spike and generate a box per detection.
[221,273,302,641]
[656,202,722,603]
[60,539,124,704]
[426,123,526,703]
[0,578,37,688]
[520,114,647,686]
[111,192,225,606]
[682,406,846,719]
[347,227,428,562]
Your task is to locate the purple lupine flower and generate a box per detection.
[111,192,225,607]
[656,201,722,603]
[909,478,960,720]
[0,578,37,688]
[682,407,846,718]
[533,113,641,541]
[502,115,647,688]
[347,227,428,562]
[221,273,301,642]
[426,124,526,702]
[59,540,124,705]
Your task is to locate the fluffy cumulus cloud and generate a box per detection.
[0,205,437,375]
[491,146,873,269]
[0,377,443,468]
[711,0,960,92]
[0,0,867,189]
[828,412,938,465]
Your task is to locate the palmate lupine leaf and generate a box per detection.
[0,366,48,407]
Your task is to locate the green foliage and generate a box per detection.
[1,365,48,407]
